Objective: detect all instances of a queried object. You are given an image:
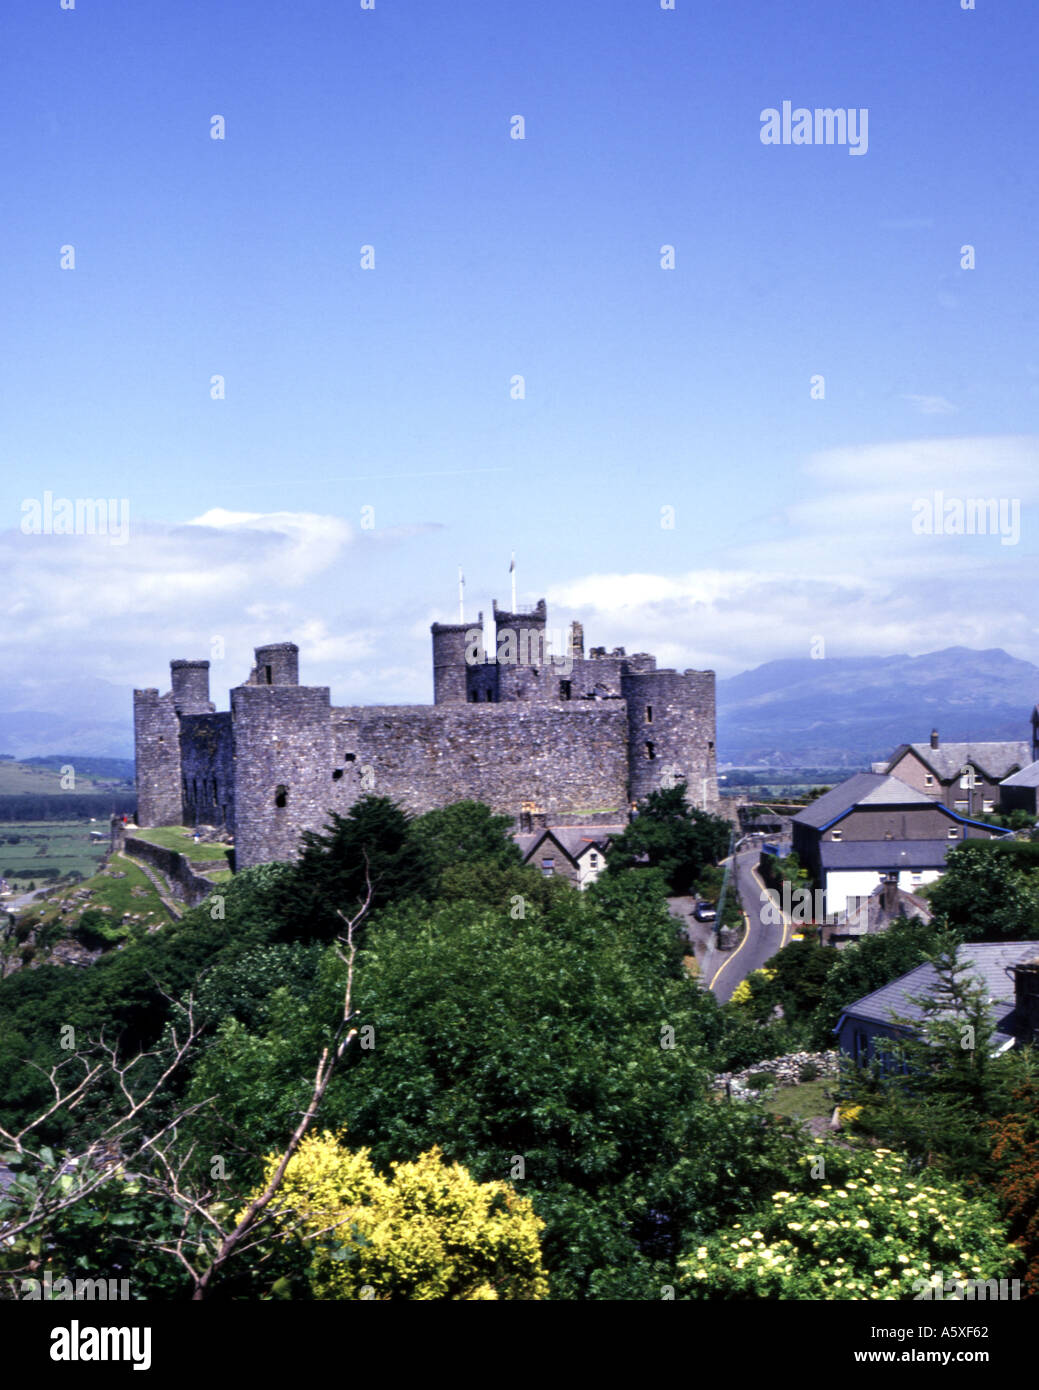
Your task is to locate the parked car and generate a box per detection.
[693,901,717,922]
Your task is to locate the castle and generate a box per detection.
[133,596,719,869]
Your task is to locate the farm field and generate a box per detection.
[0,820,110,893]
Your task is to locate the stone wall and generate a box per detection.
[121,834,223,909]
[180,713,233,828]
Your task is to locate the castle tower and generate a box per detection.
[170,659,214,713]
[622,668,718,811]
[431,621,475,704]
[492,597,550,702]
[249,643,299,686]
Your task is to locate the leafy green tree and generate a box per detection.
[409,801,521,883]
[271,796,432,942]
[183,869,803,1297]
[809,915,949,1049]
[606,783,730,895]
[928,840,1039,941]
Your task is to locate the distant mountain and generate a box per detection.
[717,647,1039,769]
[0,678,133,760]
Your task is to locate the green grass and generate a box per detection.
[19,853,172,945]
[0,759,131,796]
[762,1077,835,1122]
[0,820,110,890]
[132,825,231,865]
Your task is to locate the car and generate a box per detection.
[693,901,717,922]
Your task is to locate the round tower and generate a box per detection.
[431,621,476,704]
[169,660,213,714]
[492,598,549,702]
[622,668,718,810]
[253,643,299,686]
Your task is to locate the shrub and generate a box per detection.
[799,1062,820,1083]
[746,1072,776,1092]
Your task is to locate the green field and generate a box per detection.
[132,825,231,866]
[0,820,110,892]
[0,757,132,796]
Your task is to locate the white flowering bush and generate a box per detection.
[680,1148,1018,1299]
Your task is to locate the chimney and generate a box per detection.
[1012,958,1039,1045]
[881,873,899,919]
[930,729,939,750]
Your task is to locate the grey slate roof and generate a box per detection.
[891,741,1030,782]
[515,825,623,864]
[819,839,953,871]
[1001,760,1039,788]
[841,941,1039,1047]
[792,772,934,830]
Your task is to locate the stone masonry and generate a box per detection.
[133,594,719,869]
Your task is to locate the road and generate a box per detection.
[706,848,793,1003]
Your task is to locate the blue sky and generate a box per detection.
[2,0,1037,711]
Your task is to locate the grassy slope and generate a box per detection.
[132,825,231,865]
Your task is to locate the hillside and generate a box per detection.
[716,646,1039,768]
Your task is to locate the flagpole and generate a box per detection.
[510,553,516,611]
[458,568,465,623]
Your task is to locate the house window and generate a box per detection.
[541,858,554,877]
[645,741,656,760]
[954,800,968,812]
[275,785,288,809]
[589,853,599,868]
[924,774,935,786]
[947,827,959,839]
[646,705,653,724]
[831,830,842,841]
[911,872,922,883]
[854,1029,869,1063]
[983,799,994,813]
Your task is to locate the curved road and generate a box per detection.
[707,848,793,1003]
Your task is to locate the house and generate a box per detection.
[791,771,1006,918]
[835,942,1039,1064]
[885,729,1029,817]
[513,824,623,889]
[824,876,933,943]
[999,760,1039,819]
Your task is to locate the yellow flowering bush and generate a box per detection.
[245,1133,549,1300]
[679,1148,1018,1299]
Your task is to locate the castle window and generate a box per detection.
[708,741,714,753]
[470,691,478,702]
[645,741,656,760]
[332,769,344,781]
[646,705,653,724]
[560,680,572,700]
[265,665,273,685]
[485,689,493,702]
[344,752,356,762]
[275,784,288,809]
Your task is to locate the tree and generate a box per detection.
[988,1075,1039,1298]
[271,796,431,942]
[680,1147,1018,1300]
[928,840,1038,941]
[841,945,1025,1181]
[250,1133,548,1300]
[809,915,949,1049]
[606,783,730,895]
[409,800,521,885]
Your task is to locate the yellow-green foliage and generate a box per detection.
[729,979,752,1005]
[250,1133,549,1300]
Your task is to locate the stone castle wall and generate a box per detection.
[134,595,719,870]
